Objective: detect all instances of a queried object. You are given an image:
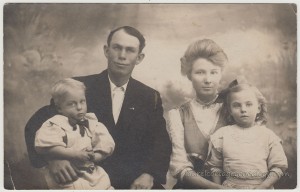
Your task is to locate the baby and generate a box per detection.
[35,78,115,189]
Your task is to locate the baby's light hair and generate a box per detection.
[51,78,86,107]
[223,82,268,125]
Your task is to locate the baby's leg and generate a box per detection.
[79,166,113,189]
[91,166,113,189]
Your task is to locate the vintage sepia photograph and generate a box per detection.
[3,3,297,189]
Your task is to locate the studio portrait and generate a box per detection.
[3,3,296,189]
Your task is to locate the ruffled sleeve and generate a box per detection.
[207,128,225,174]
[267,130,288,178]
[35,120,67,151]
[90,121,115,156]
[166,109,193,181]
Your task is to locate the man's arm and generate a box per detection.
[47,160,79,184]
[25,103,79,184]
[132,92,172,189]
[24,104,57,168]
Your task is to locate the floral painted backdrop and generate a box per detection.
[4,4,296,189]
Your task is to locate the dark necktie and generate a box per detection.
[68,118,89,137]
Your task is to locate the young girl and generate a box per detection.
[35,78,115,189]
[207,79,288,189]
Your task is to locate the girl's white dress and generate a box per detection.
[207,124,288,189]
[35,113,115,189]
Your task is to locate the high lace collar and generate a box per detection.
[195,94,219,108]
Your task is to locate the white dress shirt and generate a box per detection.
[108,76,128,123]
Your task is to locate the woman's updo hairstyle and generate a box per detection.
[180,39,228,80]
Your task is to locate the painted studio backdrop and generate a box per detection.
[4,4,296,189]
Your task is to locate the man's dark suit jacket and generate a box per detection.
[25,70,172,189]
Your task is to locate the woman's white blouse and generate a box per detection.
[166,99,222,181]
[190,99,222,139]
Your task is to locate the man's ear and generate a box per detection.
[135,53,145,65]
[103,45,109,58]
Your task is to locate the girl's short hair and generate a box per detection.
[51,78,86,107]
[181,39,228,79]
[222,81,268,125]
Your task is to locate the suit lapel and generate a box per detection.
[88,70,115,128]
[116,78,139,129]
[88,72,140,129]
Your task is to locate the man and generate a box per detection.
[25,26,172,189]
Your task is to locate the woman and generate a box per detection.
[167,39,228,189]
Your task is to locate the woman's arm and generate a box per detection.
[167,109,225,189]
[183,147,224,189]
[211,174,222,185]
[166,109,194,178]
[182,170,224,189]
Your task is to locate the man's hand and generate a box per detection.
[48,160,79,184]
[130,173,154,189]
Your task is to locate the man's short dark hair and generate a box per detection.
[107,26,146,53]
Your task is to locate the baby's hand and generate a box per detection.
[73,149,94,162]
[87,151,95,161]
[84,147,95,161]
